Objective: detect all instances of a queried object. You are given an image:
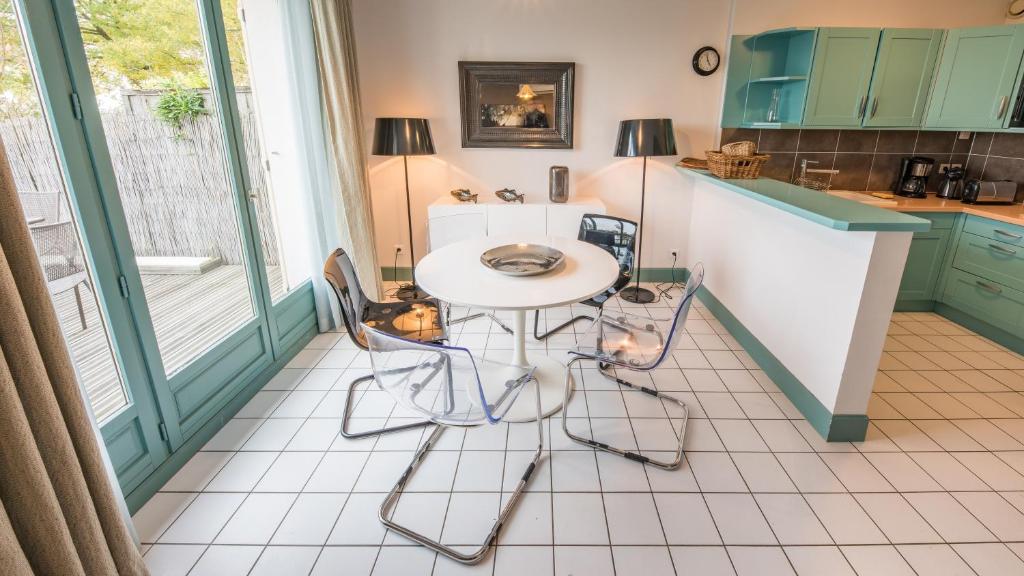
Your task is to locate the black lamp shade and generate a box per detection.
[372,117,436,156]
[614,118,677,157]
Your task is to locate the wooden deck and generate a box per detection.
[56,265,283,422]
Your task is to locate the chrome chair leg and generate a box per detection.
[533,308,594,340]
[340,373,432,439]
[561,356,689,470]
[379,374,544,564]
[445,305,512,334]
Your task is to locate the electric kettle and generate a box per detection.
[936,166,964,200]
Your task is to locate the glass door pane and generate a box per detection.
[221,0,315,302]
[72,0,256,375]
[1,0,128,421]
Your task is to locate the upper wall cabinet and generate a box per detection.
[863,29,944,127]
[924,25,1024,129]
[803,28,881,126]
[721,28,817,128]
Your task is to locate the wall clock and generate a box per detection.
[692,46,720,76]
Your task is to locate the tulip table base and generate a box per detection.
[415,235,619,424]
[499,310,574,423]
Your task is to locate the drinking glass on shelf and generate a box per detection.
[766,87,781,123]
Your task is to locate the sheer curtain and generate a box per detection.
[240,0,380,330]
[309,0,383,307]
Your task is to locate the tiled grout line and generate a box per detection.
[214,351,373,574]
[140,289,1024,576]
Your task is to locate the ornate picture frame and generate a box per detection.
[458,61,575,149]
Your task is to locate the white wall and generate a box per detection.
[731,0,1008,33]
[352,0,1009,270]
[353,0,730,269]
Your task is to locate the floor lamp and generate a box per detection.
[613,118,677,304]
[372,117,435,301]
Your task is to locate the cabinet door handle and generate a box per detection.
[869,97,879,118]
[975,280,1003,294]
[989,243,1017,255]
[997,95,1010,119]
[858,96,867,119]
[994,228,1023,239]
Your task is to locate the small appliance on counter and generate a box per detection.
[894,156,935,198]
[961,179,1018,205]
[936,166,965,200]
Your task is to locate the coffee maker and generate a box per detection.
[895,156,935,198]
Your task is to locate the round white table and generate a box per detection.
[416,234,620,421]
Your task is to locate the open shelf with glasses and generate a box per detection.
[723,27,818,128]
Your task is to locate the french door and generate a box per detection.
[13,0,316,498]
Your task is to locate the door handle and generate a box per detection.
[997,95,1010,119]
[858,96,867,119]
[988,243,1017,255]
[994,228,1023,239]
[975,280,1003,294]
[869,97,879,118]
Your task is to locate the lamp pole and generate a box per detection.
[621,155,655,303]
[397,154,427,300]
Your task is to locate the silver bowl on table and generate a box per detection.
[480,243,565,276]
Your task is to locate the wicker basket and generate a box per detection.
[705,150,770,179]
[721,140,757,156]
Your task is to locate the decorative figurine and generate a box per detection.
[450,188,478,203]
[495,188,525,203]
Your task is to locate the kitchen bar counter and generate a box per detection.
[680,169,917,442]
[831,190,1024,227]
[682,168,931,232]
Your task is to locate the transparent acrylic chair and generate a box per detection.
[534,213,637,340]
[362,324,543,564]
[324,247,446,439]
[562,262,704,469]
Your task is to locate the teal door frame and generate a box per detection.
[15,0,170,490]
[17,0,315,496]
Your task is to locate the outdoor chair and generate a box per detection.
[561,262,704,469]
[324,247,446,438]
[363,323,542,564]
[29,220,91,331]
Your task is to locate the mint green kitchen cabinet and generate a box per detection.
[802,28,881,126]
[896,213,956,306]
[898,230,953,304]
[720,28,817,128]
[721,35,754,128]
[925,25,1024,129]
[864,29,943,127]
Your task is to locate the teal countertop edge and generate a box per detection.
[680,168,932,233]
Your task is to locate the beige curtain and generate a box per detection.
[0,143,147,574]
[310,0,383,300]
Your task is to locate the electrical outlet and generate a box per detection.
[394,244,404,254]
[670,249,679,258]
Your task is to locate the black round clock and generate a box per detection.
[693,46,720,76]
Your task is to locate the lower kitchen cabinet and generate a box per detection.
[896,211,1024,352]
[941,268,1024,334]
[896,213,956,308]
[898,229,952,305]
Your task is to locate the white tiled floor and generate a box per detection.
[136,284,1024,575]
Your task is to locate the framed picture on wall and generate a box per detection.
[458,61,575,149]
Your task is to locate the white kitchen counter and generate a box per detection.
[681,169,928,441]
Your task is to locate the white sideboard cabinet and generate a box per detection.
[427,197,606,251]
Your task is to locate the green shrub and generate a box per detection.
[154,87,207,133]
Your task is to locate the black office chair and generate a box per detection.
[323,247,447,438]
[534,214,637,340]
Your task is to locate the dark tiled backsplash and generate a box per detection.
[719,128,1024,201]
